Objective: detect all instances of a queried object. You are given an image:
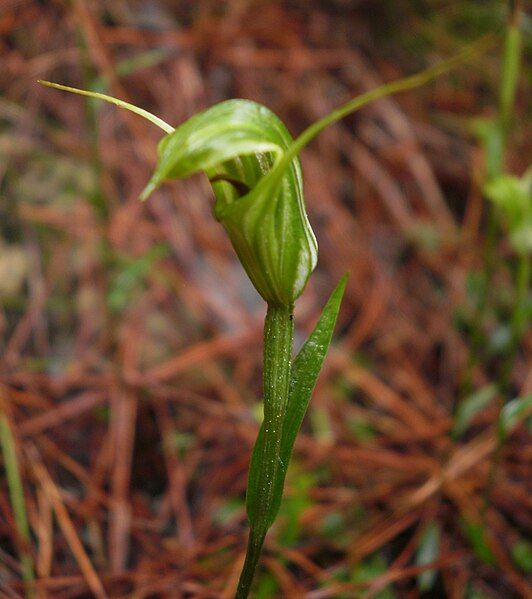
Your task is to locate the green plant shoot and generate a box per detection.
[38,35,493,596]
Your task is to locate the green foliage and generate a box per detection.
[351,553,397,599]
[484,170,532,255]
[461,519,496,566]
[511,539,532,573]
[253,572,278,599]
[416,522,441,592]
[0,408,34,595]
[347,415,376,443]
[471,117,505,182]
[499,393,532,437]
[461,3,528,398]
[451,385,497,439]
[277,465,316,546]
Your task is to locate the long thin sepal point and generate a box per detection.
[37,80,175,134]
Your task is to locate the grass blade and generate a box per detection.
[452,385,497,439]
[0,394,35,596]
[500,394,532,437]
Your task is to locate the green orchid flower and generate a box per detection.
[38,37,491,596]
[140,99,317,307]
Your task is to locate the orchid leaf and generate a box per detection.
[246,274,347,528]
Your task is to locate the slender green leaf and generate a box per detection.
[0,405,34,592]
[511,540,532,574]
[499,394,532,437]
[416,522,441,592]
[246,274,347,527]
[282,275,347,460]
[451,385,497,439]
[461,519,496,566]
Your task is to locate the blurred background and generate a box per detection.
[0,1,530,597]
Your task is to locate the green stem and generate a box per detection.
[467,1,525,577]
[498,3,527,392]
[462,4,522,395]
[460,210,499,397]
[512,253,530,341]
[480,265,529,512]
[499,252,530,392]
[492,4,524,393]
[236,529,267,599]
[0,404,35,596]
[236,304,294,598]
[264,34,495,192]
[480,413,506,524]
[499,4,522,133]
